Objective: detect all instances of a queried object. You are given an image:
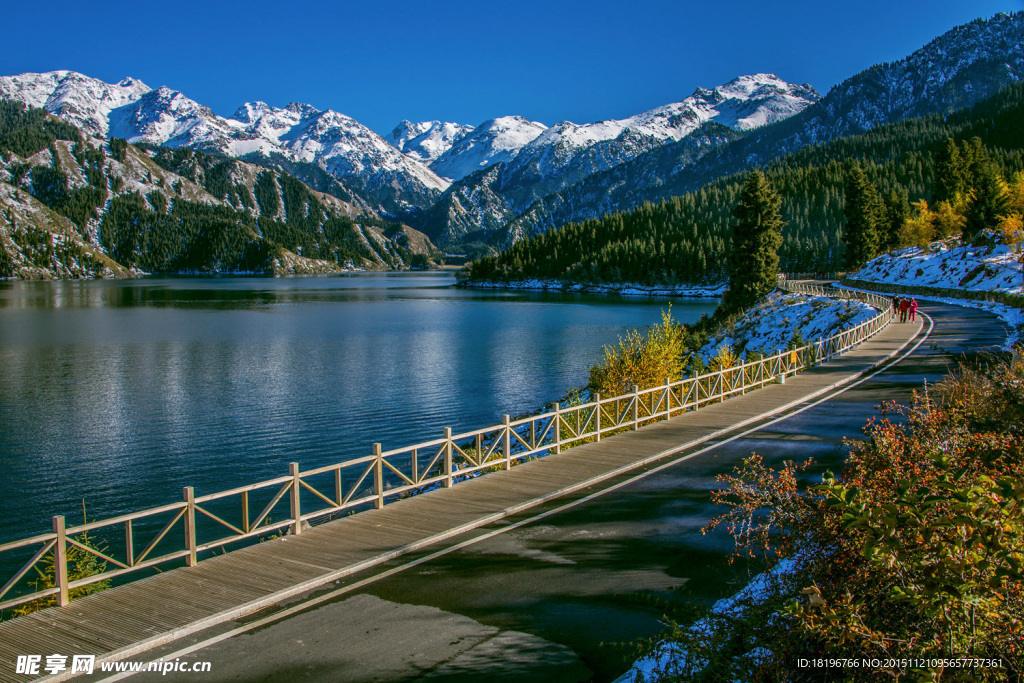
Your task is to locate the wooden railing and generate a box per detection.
[0,283,893,613]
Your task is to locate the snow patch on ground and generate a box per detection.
[851,241,1023,294]
[617,559,796,682]
[700,291,877,362]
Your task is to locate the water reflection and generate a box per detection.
[0,273,719,542]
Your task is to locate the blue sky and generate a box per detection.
[2,0,1020,135]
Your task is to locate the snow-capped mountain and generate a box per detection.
[797,11,1024,143]
[386,120,474,164]
[0,72,449,212]
[403,75,817,186]
[503,74,818,182]
[414,74,818,246]
[429,116,550,181]
[493,11,1024,248]
[0,70,152,137]
[0,122,440,278]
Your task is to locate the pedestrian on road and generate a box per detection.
[891,294,899,315]
[909,298,918,323]
[899,297,910,323]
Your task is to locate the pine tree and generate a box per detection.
[934,137,970,203]
[882,188,910,251]
[963,160,1009,243]
[842,160,882,269]
[722,170,785,313]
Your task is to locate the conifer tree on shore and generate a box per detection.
[722,170,784,313]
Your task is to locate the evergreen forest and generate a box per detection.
[459,82,1024,286]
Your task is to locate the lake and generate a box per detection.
[0,272,718,542]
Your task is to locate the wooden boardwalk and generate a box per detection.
[0,318,923,682]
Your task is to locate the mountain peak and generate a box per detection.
[285,101,319,117]
[429,116,546,181]
[116,76,149,91]
[386,120,475,165]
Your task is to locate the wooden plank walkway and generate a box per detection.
[0,319,924,682]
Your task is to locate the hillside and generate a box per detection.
[458,82,1024,288]
[849,238,1022,294]
[414,75,818,247]
[0,72,448,214]
[495,12,1024,247]
[0,102,439,279]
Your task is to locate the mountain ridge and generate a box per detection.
[494,10,1024,246]
[0,72,450,214]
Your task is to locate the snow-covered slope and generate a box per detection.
[430,116,549,181]
[0,71,450,211]
[700,291,877,362]
[504,74,819,181]
[490,12,1024,249]
[424,75,817,184]
[0,70,151,137]
[385,120,474,163]
[849,240,1023,294]
[416,75,818,245]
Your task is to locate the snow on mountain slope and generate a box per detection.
[700,291,876,361]
[0,70,151,137]
[503,74,819,181]
[0,71,450,209]
[416,75,818,244]
[424,75,818,184]
[796,12,1024,145]
[386,120,474,163]
[430,116,549,181]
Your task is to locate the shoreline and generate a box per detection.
[457,278,727,298]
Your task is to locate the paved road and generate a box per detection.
[98,302,1007,683]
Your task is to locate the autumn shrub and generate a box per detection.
[636,349,1024,681]
[588,308,688,397]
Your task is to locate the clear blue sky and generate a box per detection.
[2,0,1020,135]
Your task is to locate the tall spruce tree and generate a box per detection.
[842,160,882,269]
[935,137,971,203]
[882,188,910,251]
[963,160,1008,242]
[722,170,784,313]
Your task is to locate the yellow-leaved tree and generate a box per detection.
[588,309,686,397]
[1001,171,1024,249]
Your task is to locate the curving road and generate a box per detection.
[96,301,1008,683]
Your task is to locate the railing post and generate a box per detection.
[289,464,302,535]
[503,415,512,470]
[632,385,639,429]
[665,377,672,417]
[125,519,134,567]
[373,444,384,509]
[552,403,561,454]
[183,487,197,565]
[444,428,453,487]
[594,393,601,441]
[52,515,69,606]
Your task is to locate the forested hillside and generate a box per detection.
[0,102,439,278]
[459,83,1024,287]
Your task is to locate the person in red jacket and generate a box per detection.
[909,297,918,322]
[899,297,910,323]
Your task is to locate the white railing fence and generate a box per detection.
[0,282,893,612]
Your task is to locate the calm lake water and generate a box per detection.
[0,272,718,543]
